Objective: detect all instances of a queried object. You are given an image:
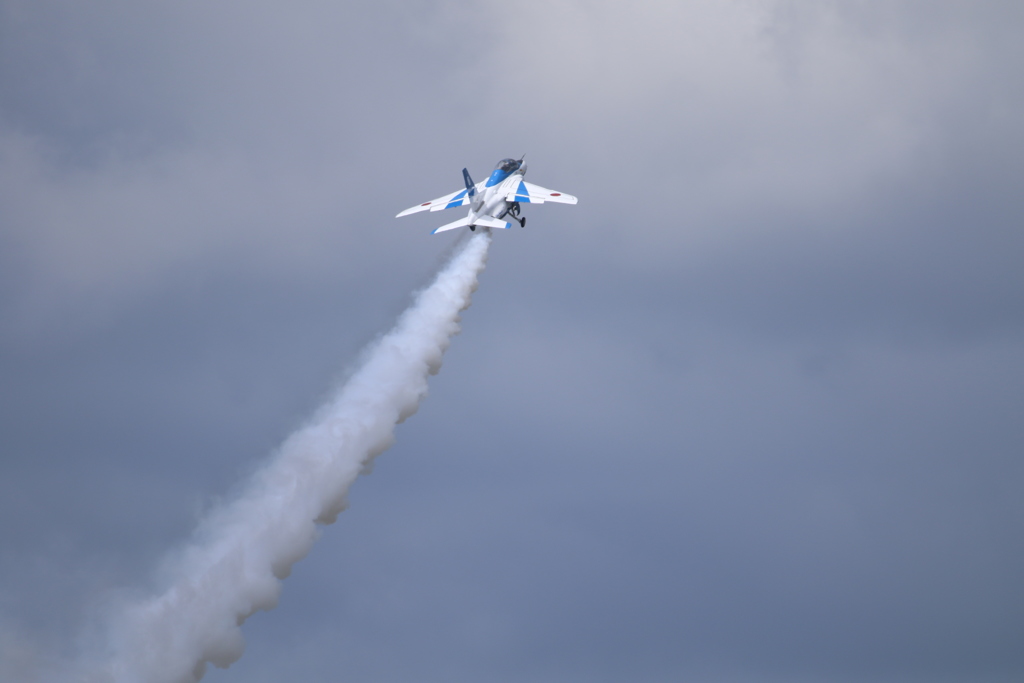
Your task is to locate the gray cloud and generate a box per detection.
[2,1,1022,681]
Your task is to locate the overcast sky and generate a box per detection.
[2,1,1023,681]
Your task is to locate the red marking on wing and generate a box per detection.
[550,193,561,197]
[421,202,431,206]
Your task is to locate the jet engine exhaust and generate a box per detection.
[83,230,492,683]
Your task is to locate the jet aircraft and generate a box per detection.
[396,158,577,234]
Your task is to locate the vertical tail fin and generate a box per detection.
[463,168,476,199]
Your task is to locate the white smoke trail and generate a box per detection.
[85,231,491,683]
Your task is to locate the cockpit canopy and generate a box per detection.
[495,158,521,173]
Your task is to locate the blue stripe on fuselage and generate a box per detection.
[485,169,511,187]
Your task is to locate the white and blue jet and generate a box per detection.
[396,158,577,234]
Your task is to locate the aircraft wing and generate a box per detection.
[505,180,578,205]
[396,182,488,217]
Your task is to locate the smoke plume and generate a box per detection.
[84,231,491,682]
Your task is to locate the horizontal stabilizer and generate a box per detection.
[431,216,473,234]
[430,215,512,235]
[472,216,512,230]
